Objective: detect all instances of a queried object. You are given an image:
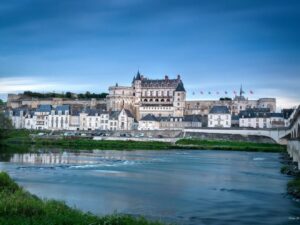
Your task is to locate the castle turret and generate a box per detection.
[173,81,186,117]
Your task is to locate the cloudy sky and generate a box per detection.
[0,0,299,109]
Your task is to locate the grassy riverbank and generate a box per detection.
[175,139,286,152]
[0,172,165,225]
[0,129,285,152]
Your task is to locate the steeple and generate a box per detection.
[240,84,244,96]
[136,70,141,80]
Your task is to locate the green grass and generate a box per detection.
[0,172,166,225]
[287,177,300,199]
[175,138,285,152]
[0,129,286,152]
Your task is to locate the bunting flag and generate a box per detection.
[187,89,254,95]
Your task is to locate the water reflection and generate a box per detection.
[1,150,299,225]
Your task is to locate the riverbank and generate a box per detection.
[0,172,164,225]
[280,152,300,199]
[0,129,285,152]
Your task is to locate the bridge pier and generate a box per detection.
[287,140,300,169]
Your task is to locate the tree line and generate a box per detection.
[23,91,108,99]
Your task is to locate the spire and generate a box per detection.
[136,70,141,80]
[175,81,186,92]
[132,75,136,84]
[240,84,244,96]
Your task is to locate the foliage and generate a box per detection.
[287,177,300,198]
[0,172,166,225]
[23,91,108,99]
[0,112,13,130]
[219,97,232,101]
[175,138,286,152]
[0,130,286,152]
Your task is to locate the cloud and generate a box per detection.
[0,76,92,94]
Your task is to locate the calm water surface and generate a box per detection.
[0,149,299,225]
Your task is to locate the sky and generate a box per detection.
[0,0,299,109]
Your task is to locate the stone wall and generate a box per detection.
[184,132,276,144]
[287,140,300,168]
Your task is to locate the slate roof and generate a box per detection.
[124,109,134,118]
[140,114,159,121]
[175,81,186,92]
[282,108,294,119]
[55,105,69,114]
[109,111,120,120]
[231,115,240,121]
[183,115,202,122]
[270,113,284,118]
[239,108,271,118]
[36,104,52,113]
[209,106,230,114]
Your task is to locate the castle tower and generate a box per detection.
[173,80,186,117]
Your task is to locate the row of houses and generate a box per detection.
[6,104,294,131]
[7,104,135,131]
[207,106,293,129]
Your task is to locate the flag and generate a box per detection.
[250,90,254,94]
[216,91,219,95]
[225,91,228,95]
[200,91,203,95]
[208,91,211,95]
[192,91,195,95]
[233,90,237,95]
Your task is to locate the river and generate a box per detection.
[0,149,299,225]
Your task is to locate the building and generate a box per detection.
[185,86,276,116]
[48,105,70,130]
[208,106,231,128]
[138,114,202,130]
[138,114,160,130]
[107,72,186,120]
[6,94,106,110]
[239,108,271,129]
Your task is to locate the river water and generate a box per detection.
[0,149,299,225]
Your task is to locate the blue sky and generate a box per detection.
[0,0,299,108]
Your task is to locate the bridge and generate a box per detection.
[185,105,300,167]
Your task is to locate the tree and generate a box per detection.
[0,112,13,130]
[65,92,72,98]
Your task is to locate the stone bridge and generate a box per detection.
[184,105,300,145]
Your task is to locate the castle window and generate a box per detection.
[150,99,153,102]
[155,99,159,102]
[144,99,148,102]
[161,99,164,102]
